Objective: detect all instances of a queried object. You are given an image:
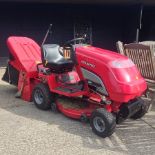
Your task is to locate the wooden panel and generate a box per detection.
[124,43,155,80]
[139,41,155,56]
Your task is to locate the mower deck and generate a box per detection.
[57,97,88,109]
[56,97,98,119]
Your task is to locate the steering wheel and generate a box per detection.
[59,38,85,59]
[63,38,85,46]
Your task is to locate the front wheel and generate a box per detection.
[90,108,116,138]
[130,99,148,119]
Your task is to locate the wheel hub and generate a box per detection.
[34,89,43,105]
[93,116,105,132]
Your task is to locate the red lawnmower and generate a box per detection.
[2,25,149,137]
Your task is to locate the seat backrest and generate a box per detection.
[41,44,75,73]
[41,44,62,63]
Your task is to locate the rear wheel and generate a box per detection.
[90,108,116,138]
[32,83,54,110]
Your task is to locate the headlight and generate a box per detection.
[110,59,135,68]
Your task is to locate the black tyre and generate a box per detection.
[130,99,148,119]
[90,108,116,138]
[32,83,54,110]
[51,101,59,113]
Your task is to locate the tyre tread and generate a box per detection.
[90,108,116,138]
[33,83,54,110]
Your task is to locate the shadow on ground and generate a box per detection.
[0,81,155,155]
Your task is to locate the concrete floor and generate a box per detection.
[0,67,155,155]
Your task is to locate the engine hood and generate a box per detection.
[76,45,128,64]
[76,45,147,102]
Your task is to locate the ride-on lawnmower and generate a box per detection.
[2,25,148,137]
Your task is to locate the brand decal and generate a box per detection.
[81,60,95,68]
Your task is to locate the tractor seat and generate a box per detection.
[41,44,74,73]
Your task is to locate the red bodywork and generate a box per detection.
[6,36,147,119]
[7,37,41,101]
[76,46,146,102]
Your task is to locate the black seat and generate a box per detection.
[41,44,74,73]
